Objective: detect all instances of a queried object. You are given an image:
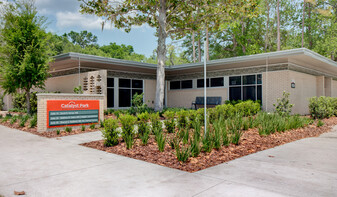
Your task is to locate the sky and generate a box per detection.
[34,0,158,57]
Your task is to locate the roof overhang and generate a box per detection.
[50,48,337,78]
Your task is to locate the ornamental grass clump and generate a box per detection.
[90,124,96,129]
[155,132,166,152]
[175,145,190,162]
[81,125,86,131]
[317,119,324,127]
[212,119,223,150]
[10,115,18,125]
[202,129,213,153]
[29,114,37,128]
[19,115,29,127]
[101,118,119,147]
[119,114,137,149]
[65,127,72,133]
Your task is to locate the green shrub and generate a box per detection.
[235,100,260,117]
[150,112,161,133]
[215,104,235,119]
[81,125,86,131]
[90,124,96,129]
[102,118,119,147]
[2,115,10,123]
[12,92,38,114]
[163,110,175,133]
[175,145,190,162]
[10,116,18,125]
[19,115,29,127]
[317,120,324,127]
[309,97,335,119]
[119,114,137,149]
[100,120,104,128]
[73,85,83,94]
[273,91,293,116]
[176,110,189,129]
[29,114,37,128]
[65,127,72,133]
[137,112,151,145]
[56,129,60,135]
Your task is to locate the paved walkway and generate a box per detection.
[0,125,336,197]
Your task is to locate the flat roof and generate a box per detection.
[52,48,337,77]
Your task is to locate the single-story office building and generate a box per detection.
[3,48,337,115]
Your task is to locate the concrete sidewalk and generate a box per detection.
[0,125,336,197]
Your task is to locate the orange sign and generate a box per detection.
[47,100,100,128]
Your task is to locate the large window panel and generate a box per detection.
[229,76,241,86]
[132,89,143,97]
[132,79,143,89]
[229,87,242,101]
[243,75,256,85]
[119,79,131,88]
[107,88,114,108]
[257,74,262,84]
[197,79,210,88]
[257,85,262,102]
[181,80,193,89]
[211,77,224,87]
[119,89,131,107]
[170,81,181,89]
[107,78,114,87]
[243,86,256,101]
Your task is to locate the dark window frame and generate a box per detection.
[118,78,144,108]
[229,74,262,102]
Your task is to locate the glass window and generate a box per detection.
[107,88,114,108]
[229,87,241,101]
[132,79,143,89]
[243,86,256,101]
[107,78,114,87]
[119,78,131,88]
[119,89,131,107]
[257,85,262,102]
[197,79,210,88]
[181,80,193,89]
[257,74,262,84]
[229,76,241,86]
[170,81,181,89]
[243,75,256,85]
[132,89,143,97]
[211,77,224,87]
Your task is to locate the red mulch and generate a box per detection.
[82,117,337,173]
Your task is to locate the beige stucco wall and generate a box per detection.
[332,80,337,97]
[144,79,156,108]
[262,70,289,112]
[288,70,317,115]
[324,77,332,97]
[37,93,104,132]
[45,73,85,93]
[167,87,227,108]
[316,76,325,97]
[263,70,317,115]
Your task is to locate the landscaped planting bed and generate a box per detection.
[82,99,337,172]
[0,112,101,138]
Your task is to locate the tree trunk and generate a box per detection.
[192,31,196,63]
[265,0,270,52]
[302,0,305,48]
[206,28,209,61]
[308,3,313,49]
[198,34,201,62]
[154,0,167,112]
[26,89,31,114]
[277,0,281,51]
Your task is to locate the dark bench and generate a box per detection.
[192,96,222,109]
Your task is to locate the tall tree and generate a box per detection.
[0,0,51,114]
[277,0,281,51]
[65,30,98,48]
[79,0,257,111]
